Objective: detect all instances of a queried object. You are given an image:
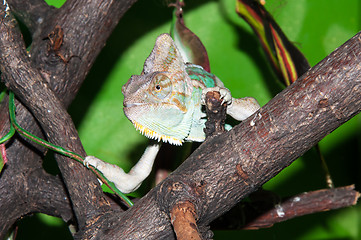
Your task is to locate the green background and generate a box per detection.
[16,0,361,239]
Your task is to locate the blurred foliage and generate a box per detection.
[44,0,65,8]
[15,0,361,239]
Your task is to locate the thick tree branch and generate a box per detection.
[0,98,73,233]
[0,96,72,238]
[243,185,360,229]
[8,0,56,34]
[0,5,109,229]
[0,164,73,235]
[30,0,137,106]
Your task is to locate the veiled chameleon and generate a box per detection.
[84,34,260,193]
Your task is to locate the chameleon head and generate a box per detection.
[122,34,195,145]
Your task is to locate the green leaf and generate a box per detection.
[170,1,211,71]
[44,0,66,8]
[236,0,310,86]
[0,145,6,173]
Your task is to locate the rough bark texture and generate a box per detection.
[0,0,360,239]
[0,0,137,239]
[204,91,227,138]
[211,185,360,230]
[241,185,360,229]
[170,201,202,240]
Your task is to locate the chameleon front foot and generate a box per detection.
[83,156,100,168]
[83,144,161,194]
[200,87,260,122]
[201,86,232,105]
[227,97,260,121]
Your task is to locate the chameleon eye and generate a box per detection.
[155,84,161,92]
[150,73,172,99]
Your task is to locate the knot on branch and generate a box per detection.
[155,176,215,239]
[156,177,200,216]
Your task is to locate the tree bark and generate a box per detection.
[211,185,360,230]
[0,0,360,239]
[0,0,136,239]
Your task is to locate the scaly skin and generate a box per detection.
[122,33,260,145]
[85,33,260,193]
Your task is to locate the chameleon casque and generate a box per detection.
[84,33,260,193]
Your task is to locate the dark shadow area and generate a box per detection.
[16,17,32,48]
[270,132,361,196]
[16,214,72,240]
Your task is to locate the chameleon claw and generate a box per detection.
[219,88,232,105]
[83,156,99,169]
[83,158,89,167]
[202,87,232,105]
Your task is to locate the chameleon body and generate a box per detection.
[122,33,260,145]
[84,33,260,193]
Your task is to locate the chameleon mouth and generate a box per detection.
[132,120,183,146]
[123,102,145,108]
